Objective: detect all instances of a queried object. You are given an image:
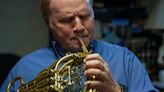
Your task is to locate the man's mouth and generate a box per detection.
[71,35,88,40]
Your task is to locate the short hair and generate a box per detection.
[40,0,93,25]
[40,0,51,25]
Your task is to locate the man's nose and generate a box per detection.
[73,17,85,33]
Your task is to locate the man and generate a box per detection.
[0,0,158,92]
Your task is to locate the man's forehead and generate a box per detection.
[51,0,93,7]
[50,0,89,12]
[50,0,92,6]
[48,0,94,18]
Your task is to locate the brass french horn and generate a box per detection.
[7,37,96,92]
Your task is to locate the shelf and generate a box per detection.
[94,7,148,22]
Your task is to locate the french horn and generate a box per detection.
[7,37,96,92]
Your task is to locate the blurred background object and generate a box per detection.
[0,53,20,87]
[93,0,164,91]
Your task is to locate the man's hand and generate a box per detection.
[83,53,121,92]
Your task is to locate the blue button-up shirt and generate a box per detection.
[0,40,158,92]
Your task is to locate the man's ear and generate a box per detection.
[49,17,53,29]
[86,0,93,7]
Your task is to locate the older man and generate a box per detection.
[0,0,158,92]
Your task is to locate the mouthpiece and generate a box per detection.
[77,36,89,54]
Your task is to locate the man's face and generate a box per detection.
[49,0,94,52]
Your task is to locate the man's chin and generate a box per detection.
[67,47,83,53]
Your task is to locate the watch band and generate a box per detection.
[120,84,128,92]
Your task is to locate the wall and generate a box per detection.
[0,0,49,56]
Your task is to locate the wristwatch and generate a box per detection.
[120,84,128,92]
